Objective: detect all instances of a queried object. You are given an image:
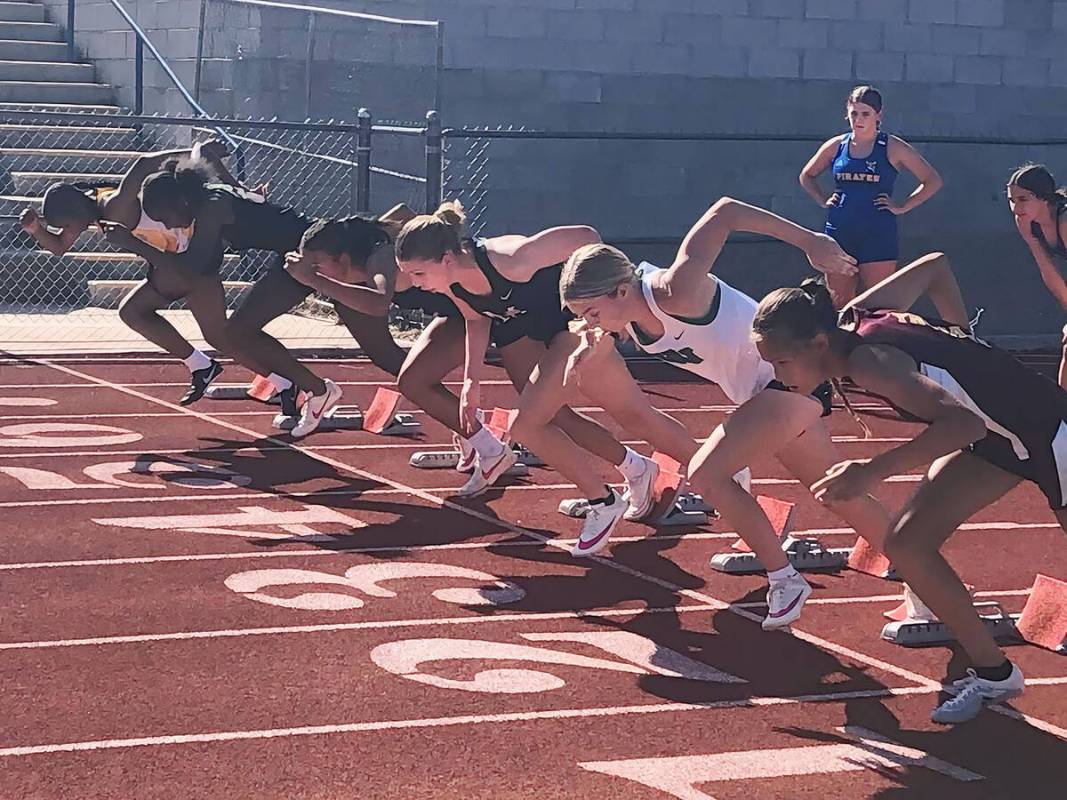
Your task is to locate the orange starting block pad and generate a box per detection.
[882,574,1067,654]
[273,388,421,436]
[847,536,896,580]
[557,452,714,527]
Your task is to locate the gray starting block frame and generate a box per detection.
[709,536,851,574]
[273,405,422,436]
[880,602,1022,648]
[558,492,716,527]
[205,384,281,403]
[409,445,544,471]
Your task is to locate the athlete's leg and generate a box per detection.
[395,315,468,432]
[850,252,969,327]
[333,304,406,378]
[118,279,197,359]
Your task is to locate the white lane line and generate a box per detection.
[35,360,1066,740]
[0,685,940,759]
[0,604,720,652]
[0,522,1055,572]
[731,589,1033,609]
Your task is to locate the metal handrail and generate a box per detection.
[194,0,444,119]
[64,0,245,176]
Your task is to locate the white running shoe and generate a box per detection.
[931,664,1025,724]
[571,490,626,557]
[290,379,342,438]
[454,433,477,473]
[622,454,660,521]
[762,573,813,630]
[454,445,518,498]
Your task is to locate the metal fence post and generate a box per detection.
[66,0,76,62]
[134,36,144,115]
[424,110,442,213]
[304,13,317,120]
[194,0,208,103]
[355,108,372,213]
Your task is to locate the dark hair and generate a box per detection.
[140,157,214,221]
[752,278,838,343]
[1008,163,1067,206]
[300,215,390,265]
[41,182,101,226]
[847,84,883,113]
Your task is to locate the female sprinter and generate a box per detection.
[20,140,235,404]
[394,201,662,545]
[800,85,942,306]
[750,252,1059,722]
[1007,163,1067,388]
[559,197,891,630]
[284,215,513,470]
[111,157,344,437]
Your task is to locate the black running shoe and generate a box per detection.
[277,384,300,419]
[179,360,223,406]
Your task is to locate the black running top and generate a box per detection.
[207,183,311,255]
[448,238,564,324]
[1031,204,1067,259]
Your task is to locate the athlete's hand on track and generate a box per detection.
[874,194,904,215]
[19,207,42,234]
[805,232,857,277]
[811,458,874,504]
[284,251,318,286]
[98,220,140,250]
[459,379,481,437]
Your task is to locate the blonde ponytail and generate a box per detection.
[395,198,467,262]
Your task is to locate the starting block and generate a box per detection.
[273,387,422,436]
[557,452,715,527]
[408,446,537,473]
[710,496,850,574]
[881,574,1067,654]
[205,374,281,403]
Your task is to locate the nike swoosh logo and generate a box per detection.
[577,521,615,551]
[674,333,683,340]
[501,289,513,301]
[768,591,805,618]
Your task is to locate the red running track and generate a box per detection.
[0,353,1065,799]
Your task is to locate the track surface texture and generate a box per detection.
[0,352,1065,800]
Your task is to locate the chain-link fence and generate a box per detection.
[0,110,434,353]
[439,128,1067,341]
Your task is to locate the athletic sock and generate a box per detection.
[975,660,1013,682]
[468,425,505,459]
[267,372,293,392]
[182,349,212,373]
[615,447,648,481]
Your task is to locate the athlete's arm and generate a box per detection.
[799,135,843,207]
[20,209,86,256]
[880,136,943,215]
[106,147,200,225]
[485,226,601,282]
[104,195,230,275]
[662,197,855,295]
[1018,215,1067,312]
[287,249,397,317]
[812,342,986,503]
[454,297,492,434]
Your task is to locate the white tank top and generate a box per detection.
[94,187,192,253]
[625,263,773,404]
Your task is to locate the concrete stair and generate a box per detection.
[0,1,146,307]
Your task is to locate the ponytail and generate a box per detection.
[753,277,838,343]
[395,199,467,263]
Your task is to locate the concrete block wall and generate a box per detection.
[36,0,1067,336]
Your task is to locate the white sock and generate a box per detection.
[468,425,505,459]
[767,565,799,583]
[267,372,292,392]
[615,447,648,482]
[182,349,212,373]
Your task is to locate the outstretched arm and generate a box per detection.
[485,225,601,282]
[285,249,397,317]
[20,209,86,256]
[661,196,856,297]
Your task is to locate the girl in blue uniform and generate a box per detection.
[1007,163,1067,388]
[751,253,1067,724]
[800,85,943,306]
